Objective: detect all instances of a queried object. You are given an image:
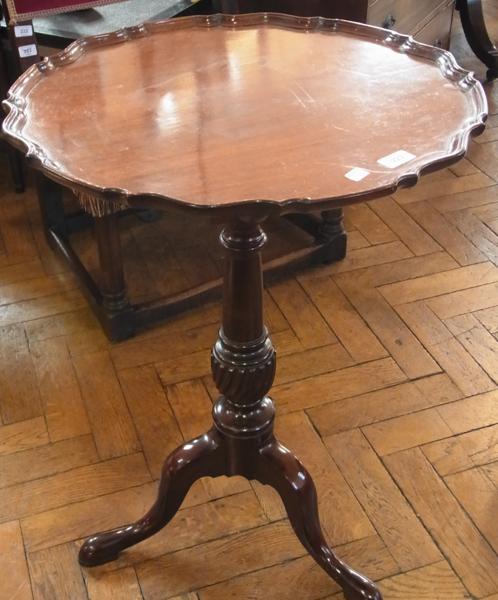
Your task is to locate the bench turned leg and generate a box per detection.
[94,213,135,341]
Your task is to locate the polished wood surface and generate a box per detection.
[1,55,498,596]
[3,11,484,342]
[3,14,486,212]
[79,219,383,600]
[0,15,496,600]
[2,129,498,597]
[36,9,484,600]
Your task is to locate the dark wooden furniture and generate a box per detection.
[457,0,498,79]
[2,14,486,598]
[1,6,347,342]
[0,0,211,193]
[215,0,456,48]
[0,0,34,192]
[1,0,262,342]
[0,18,23,191]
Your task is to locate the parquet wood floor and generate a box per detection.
[2,8,498,599]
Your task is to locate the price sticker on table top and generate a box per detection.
[18,44,38,59]
[377,150,416,169]
[14,24,33,37]
[345,167,370,182]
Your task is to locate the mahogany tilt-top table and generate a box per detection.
[2,13,486,599]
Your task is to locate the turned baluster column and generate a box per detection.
[211,220,276,473]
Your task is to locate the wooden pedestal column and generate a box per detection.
[78,218,382,600]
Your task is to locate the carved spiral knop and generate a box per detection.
[211,329,276,407]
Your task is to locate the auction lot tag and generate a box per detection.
[14,24,33,37]
[18,44,37,58]
[378,150,416,169]
[345,167,370,182]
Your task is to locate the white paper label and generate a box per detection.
[14,24,33,38]
[18,44,37,59]
[345,167,370,182]
[377,150,416,169]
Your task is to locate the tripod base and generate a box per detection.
[79,409,382,600]
[80,222,382,599]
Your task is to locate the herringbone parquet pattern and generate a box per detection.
[2,11,498,600]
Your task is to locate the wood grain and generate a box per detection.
[73,351,140,459]
[325,430,441,570]
[112,323,217,372]
[344,204,398,245]
[362,408,453,456]
[85,567,143,600]
[0,416,48,456]
[118,365,183,479]
[428,337,495,395]
[0,324,43,424]
[335,283,440,379]
[369,197,441,256]
[380,262,498,306]
[28,543,87,600]
[300,276,386,362]
[0,520,33,600]
[384,447,498,597]
[329,561,469,600]
[0,434,98,488]
[0,453,151,523]
[394,171,495,204]
[0,15,497,599]
[268,279,337,349]
[31,337,91,442]
[274,358,407,413]
[3,16,485,210]
[437,390,498,433]
[423,424,498,476]
[445,466,498,553]
[274,343,354,386]
[309,374,461,436]
[136,521,304,599]
[403,200,485,264]
[198,535,398,600]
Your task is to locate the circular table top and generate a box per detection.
[2,13,487,216]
